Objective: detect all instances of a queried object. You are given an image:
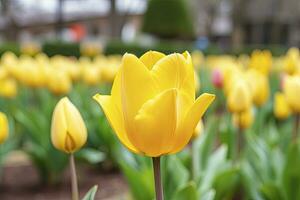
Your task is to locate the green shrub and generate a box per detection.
[0,43,20,56]
[42,41,80,57]
[104,40,195,56]
[142,0,195,39]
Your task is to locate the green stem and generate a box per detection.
[152,157,164,200]
[293,114,300,142]
[70,154,79,200]
[237,113,244,161]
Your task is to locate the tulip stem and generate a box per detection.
[152,157,164,200]
[70,154,79,200]
[294,114,300,142]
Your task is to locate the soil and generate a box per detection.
[0,163,129,200]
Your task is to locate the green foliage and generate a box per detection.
[82,185,98,200]
[104,40,194,57]
[142,0,195,39]
[42,41,80,57]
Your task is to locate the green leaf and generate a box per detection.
[82,185,98,200]
[173,182,198,200]
[76,148,106,164]
[212,167,240,200]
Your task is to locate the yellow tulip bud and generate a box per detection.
[274,92,291,120]
[283,75,300,113]
[227,80,252,113]
[47,70,72,96]
[233,108,254,130]
[0,78,18,98]
[0,112,9,144]
[246,69,269,106]
[94,51,215,157]
[82,66,101,86]
[51,97,87,153]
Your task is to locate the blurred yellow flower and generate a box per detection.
[47,70,72,95]
[283,75,300,113]
[274,92,291,120]
[51,97,87,153]
[21,42,41,56]
[283,48,299,75]
[249,50,272,75]
[0,78,18,98]
[227,79,252,113]
[246,69,269,106]
[0,112,9,144]
[233,108,253,130]
[94,51,215,157]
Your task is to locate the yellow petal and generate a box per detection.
[140,51,166,69]
[151,53,195,99]
[132,89,177,157]
[121,53,157,126]
[51,97,87,153]
[0,112,9,144]
[51,99,68,152]
[63,98,87,153]
[170,93,215,154]
[93,94,139,153]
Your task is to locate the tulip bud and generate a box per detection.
[246,69,269,107]
[47,70,72,96]
[274,92,291,120]
[283,76,300,113]
[0,78,18,98]
[212,68,223,89]
[51,97,87,153]
[233,108,254,130]
[227,80,252,113]
[0,112,9,144]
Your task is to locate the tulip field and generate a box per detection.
[0,47,300,200]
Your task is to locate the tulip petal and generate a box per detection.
[63,98,87,153]
[170,93,215,154]
[51,99,68,152]
[132,89,177,157]
[111,67,122,110]
[93,94,139,153]
[121,53,157,125]
[151,53,195,99]
[140,51,166,69]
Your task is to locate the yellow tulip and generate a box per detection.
[227,79,252,113]
[274,92,291,120]
[233,108,254,130]
[51,97,87,153]
[47,70,72,95]
[246,69,269,106]
[0,78,18,98]
[82,66,101,86]
[0,112,9,144]
[94,51,215,157]
[249,50,272,75]
[283,75,300,113]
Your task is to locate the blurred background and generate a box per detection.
[0,0,299,56]
[1,0,300,200]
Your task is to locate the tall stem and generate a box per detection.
[293,114,300,142]
[152,157,164,200]
[70,154,79,200]
[237,113,244,161]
